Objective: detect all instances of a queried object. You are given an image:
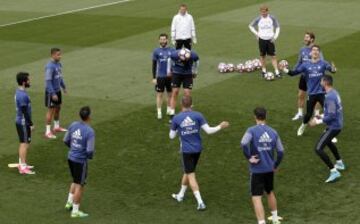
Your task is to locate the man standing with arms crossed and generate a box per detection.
[152,33,174,119]
[15,72,35,175]
[249,5,281,77]
[309,75,345,183]
[241,107,284,224]
[64,106,95,218]
[171,4,197,50]
[169,96,229,211]
[44,48,67,139]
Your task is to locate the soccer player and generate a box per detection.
[171,4,197,50]
[44,47,67,139]
[241,107,284,224]
[168,49,199,121]
[15,72,35,175]
[152,33,174,119]
[63,106,95,218]
[281,45,336,136]
[169,96,229,211]
[249,5,281,77]
[292,32,323,121]
[309,75,345,183]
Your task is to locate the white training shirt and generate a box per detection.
[249,14,280,40]
[171,12,196,41]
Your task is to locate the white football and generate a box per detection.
[218,62,227,73]
[279,59,289,68]
[227,63,235,72]
[264,72,275,81]
[236,63,245,73]
[252,59,262,69]
[179,48,191,60]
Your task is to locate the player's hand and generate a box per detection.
[172,40,176,46]
[152,79,157,85]
[30,126,35,131]
[192,74,197,79]
[52,94,58,102]
[192,38,197,44]
[220,121,229,129]
[331,61,337,72]
[249,155,260,164]
[63,89,67,94]
[273,167,279,172]
[167,73,172,78]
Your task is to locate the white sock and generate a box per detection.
[298,108,303,115]
[54,120,60,129]
[46,125,51,134]
[72,203,79,213]
[275,69,280,75]
[331,168,337,172]
[157,108,162,114]
[193,191,203,205]
[19,158,26,169]
[178,185,187,198]
[170,109,175,115]
[67,193,74,203]
[258,220,266,224]
[271,210,278,222]
[167,106,171,113]
[336,159,343,164]
[262,68,267,73]
[314,109,320,116]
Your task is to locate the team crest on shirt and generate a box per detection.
[180,116,196,128]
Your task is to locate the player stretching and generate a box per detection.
[152,33,174,119]
[249,5,281,77]
[309,75,345,183]
[241,107,284,224]
[44,48,67,139]
[292,32,323,121]
[169,96,229,211]
[168,48,199,121]
[281,45,336,136]
[15,72,35,175]
[64,106,95,218]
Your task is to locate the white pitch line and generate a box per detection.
[0,0,132,28]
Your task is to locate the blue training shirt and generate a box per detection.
[171,111,207,153]
[241,124,284,174]
[64,121,95,163]
[294,46,324,70]
[15,89,32,125]
[169,50,199,75]
[152,47,174,78]
[323,89,343,130]
[45,60,66,94]
[289,59,334,95]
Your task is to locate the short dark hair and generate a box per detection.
[16,72,29,86]
[322,74,333,86]
[51,47,61,55]
[180,3,187,8]
[254,107,267,121]
[159,33,168,39]
[305,31,315,40]
[311,44,321,51]
[79,106,91,121]
[181,95,192,108]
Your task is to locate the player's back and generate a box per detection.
[15,89,31,125]
[324,89,343,130]
[171,110,206,153]
[247,124,279,173]
[66,121,95,162]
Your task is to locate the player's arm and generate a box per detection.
[248,17,260,38]
[325,60,336,73]
[45,68,56,95]
[316,99,336,126]
[293,51,303,70]
[63,131,71,148]
[201,121,227,134]
[282,64,304,76]
[274,136,284,169]
[169,119,178,139]
[167,57,173,76]
[170,16,177,45]
[86,135,95,159]
[192,57,199,77]
[271,15,280,41]
[190,15,197,44]
[21,106,33,127]
[240,132,253,160]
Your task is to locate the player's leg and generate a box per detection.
[53,91,67,132]
[298,95,317,136]
[16,124,34,174]
[175,40,183,50]
[188,172,205,210]
[183,74,193,97]
[70,161,89,217]
[258,39,267,76]
[293,76,307,120]
[165,77,172,115]
[264,172,279,223]
[268,41,280,77]
[327,130,345,170]
[172,154,190,202]
[184,39,192,50]
[314,130,341,182]
[251,173,266,224]
[45,91,57,138]
[65,183,76,210]
[170,74,181,119]
[155,78,165,119]
[252,196,266,224]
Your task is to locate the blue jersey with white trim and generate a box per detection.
[170,50,199,75]
[45,60,65,94]
[152,47,174,78]
[15,89,32,125]
[323,89,343,130]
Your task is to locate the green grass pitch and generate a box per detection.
[0,0,359,223]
